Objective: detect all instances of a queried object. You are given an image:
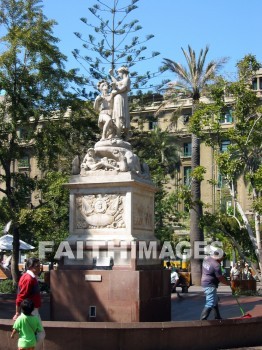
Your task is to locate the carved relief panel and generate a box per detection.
[75,194,126,229]
[133,193,154,231]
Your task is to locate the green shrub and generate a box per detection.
[0,279,17,293]
[39,281,50,293]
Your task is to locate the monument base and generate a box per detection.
[50,269,171,322]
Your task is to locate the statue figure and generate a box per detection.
[109,66,131,139]
[112,149,128,172]
[81,148,118,173]
[76,67,151,180]
[94,80,116,140]
[125,150,141,173]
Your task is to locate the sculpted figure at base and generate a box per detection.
[81,148,118,173]
[109,66,131,139]
[80,147,151,179]
[94,80,116,140]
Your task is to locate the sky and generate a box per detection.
[43,0,262,91]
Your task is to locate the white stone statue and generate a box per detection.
[81,148,118,173]
[79,147,151,179]
[94,80,116,140]
[75,67,151,180]
[109,66,131,139]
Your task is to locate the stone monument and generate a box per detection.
[50,67,171,322]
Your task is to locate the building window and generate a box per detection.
[252,78,258,90]
[226,200,233,214]
[17,128,30,140]
[220,109,233,124]
[18,156,30,168]
[259,77,262,90]
[183,143,192,157]
[220,140,230,153]
[183,114,191,124]
[148,121,158,130]
[217,173,223,188]
[184,166,191,186]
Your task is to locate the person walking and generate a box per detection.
[11,298,43,350]
[230,263,241,280]
[200,248,230,320]
[13,258,45,350]
[242,262,253,280]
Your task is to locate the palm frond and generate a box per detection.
[163,45,226,100]
[163,59,191,86]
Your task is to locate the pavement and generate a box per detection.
[0,293,51,321]
[171,284,262,321]
[0,284,262,322]
[1,285,261,350]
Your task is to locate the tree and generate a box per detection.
[73,0,163,93]
[190,55,262,279]
[163,46,226,285]
[216,56,262,275]
[0,0,95,283]
[130,127,189,243]
[18,171,70,263]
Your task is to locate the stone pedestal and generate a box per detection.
[50,269,170,322]
[50,173,171,322]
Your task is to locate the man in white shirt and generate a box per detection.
[171,269,180,293]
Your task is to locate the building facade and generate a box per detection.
[130,75,262,234]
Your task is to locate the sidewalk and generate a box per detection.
[0,284,262,322]
[0,293,50,320]
[1,287,262,350]
[171,284,262,321]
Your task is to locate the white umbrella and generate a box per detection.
[3,220,12,234]
[0,234,35,251]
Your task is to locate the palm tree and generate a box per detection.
[163,45,226,285]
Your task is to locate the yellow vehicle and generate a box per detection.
[164,259,191,293]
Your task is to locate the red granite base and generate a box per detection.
[50,269,171,322]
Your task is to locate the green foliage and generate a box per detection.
[189,102,223,139]
[163,45,227,101]
[73,0,163,91]
[34,101,98,172]
[0,279,17,293]
[202,212,256,261]
[163,46,227,285]
[130,127,189,242]
[191,166,206,182]
[236,54,261,82]
[185,54,261,266]
[130,127,179,184]
[19,172,70,261]
[232,288,258,297]
[188,55,262,217]
[0,0,97,282]
[252,165,262,214]
[154,190,189,242]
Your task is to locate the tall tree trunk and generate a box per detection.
[11,225,20,285]
[189,132,204,285]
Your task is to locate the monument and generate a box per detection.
[50,67,171,322]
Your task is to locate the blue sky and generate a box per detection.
[43,0,262,90]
